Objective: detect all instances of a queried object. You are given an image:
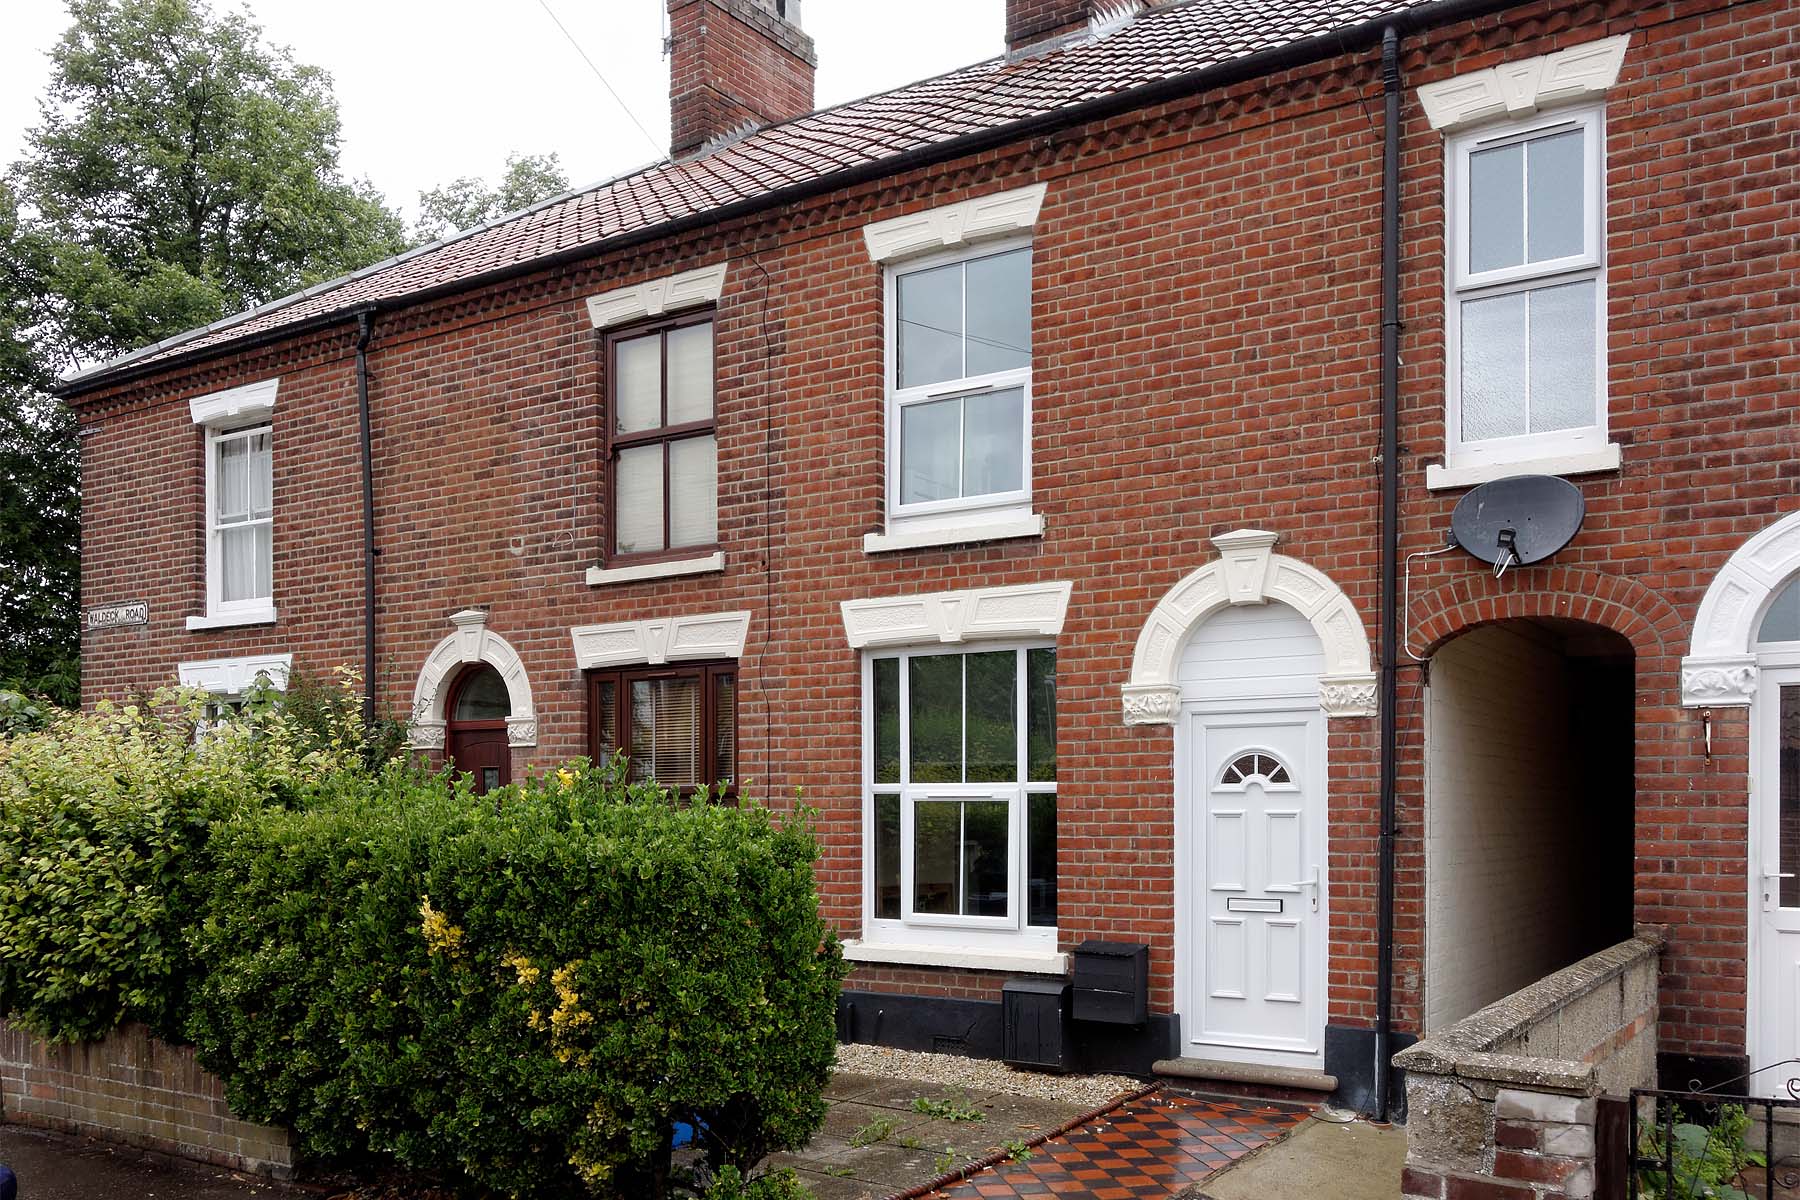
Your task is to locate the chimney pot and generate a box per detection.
[667,0,816,157]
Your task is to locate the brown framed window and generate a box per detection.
[587,661,737,793]
[605,311,718,563]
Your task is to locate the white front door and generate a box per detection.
[1181,709,1327,1068]
[1752,667,1800,1095]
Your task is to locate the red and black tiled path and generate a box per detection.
[925,1091,1310,1199]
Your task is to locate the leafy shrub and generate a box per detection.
[247,663,409,770]
[1636,1103,1766,1200]
[187,760,845,1199]
[0,685,358,1042]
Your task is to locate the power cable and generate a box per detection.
[533,0,664,157]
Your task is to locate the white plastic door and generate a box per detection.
[1188,711,1325,1066]
[1754,671,1800,1095]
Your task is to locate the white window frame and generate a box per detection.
[859,641,1057,956]
[1441,104,1614,482]
[882,238,1035,533]
[196,421,277,627]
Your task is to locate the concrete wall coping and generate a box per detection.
[1394,933,1663,1093]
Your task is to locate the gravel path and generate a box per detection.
[834,1044,1138,1108]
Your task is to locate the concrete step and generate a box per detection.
[1153,1057,1339,1094]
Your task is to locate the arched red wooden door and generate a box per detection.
[446,664,511,794]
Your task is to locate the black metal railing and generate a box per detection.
[1629,1061,1800,1200]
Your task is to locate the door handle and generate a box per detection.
[1764,871,1795,881]
[1271,866,1321,911]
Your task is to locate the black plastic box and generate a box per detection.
[1072,940,1149,1025]
[1002,977,1070,1071]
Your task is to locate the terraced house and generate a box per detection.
[63,0,1797,1118]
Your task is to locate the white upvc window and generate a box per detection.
[862,643,1057,954]
[884,241,1033,532]
[1443,105,1610,478]
[203,423,274,623]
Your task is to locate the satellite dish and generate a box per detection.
[1450,474,1585,575]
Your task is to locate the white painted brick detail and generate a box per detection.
[1541,1122,1596,1157]
[1493,1089,1594,1124]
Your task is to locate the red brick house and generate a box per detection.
[60,0,1798,1114]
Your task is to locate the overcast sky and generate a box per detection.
[2,0,1002,222]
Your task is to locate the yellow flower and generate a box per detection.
[556,768,576,790]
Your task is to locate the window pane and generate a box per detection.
[629,676,701,788]
[962,387,1024,498]
[1027,792,1056,927]
[667,321,714,425]
[614,443,665,555]
[897,261,963,389]
[908,654,962,783]
[1784,684,1800,907]
[715,672,736,784]
[900,396,961,504]
[593,679,618,760]
[631,683,657,778]
[1526,280,1597,434]
[614,334,662,434]
[249,432,273,518]
[668,434,717,547]
[873,657,901,784]
[1468,141,1524,274]
[453,665,511,720]
[217,437,249,521]
[1759,578,1800,645]
[219,525,259,602]
[1526,128,1585,263]
[963,800,1008,918]
[965,249,1030,377]
[1027,648,1056,782]
[253,522,272,600]
[1460,291,1528,442]
[964,651,1016,783]
[874,793,901,919]
[913,800,959,915]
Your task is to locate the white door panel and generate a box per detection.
[1183,711,1326,1066]
[1753,671,1800,1096]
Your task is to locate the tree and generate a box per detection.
[414,153,571,243]
[16,0,410,360]
[0,185,80,705]
[3,0,413,703]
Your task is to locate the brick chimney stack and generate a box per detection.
[667,0,816,157]
[1005,0,1090,51]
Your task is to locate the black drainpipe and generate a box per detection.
[1374,23,1403,1123]
[355,309,379,724]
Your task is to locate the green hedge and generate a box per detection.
[0,681,843,1198]
[0,687,352,1042]
[187,761,845,1199]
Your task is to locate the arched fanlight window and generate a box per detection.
[1220,751,1292,787]
[1759,577,1800,645]
[452,664,511,721]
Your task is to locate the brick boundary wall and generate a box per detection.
[1396,932,1664,1200]
[0,1021,293,1178]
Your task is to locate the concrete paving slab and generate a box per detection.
[1189,1114,1405,1200]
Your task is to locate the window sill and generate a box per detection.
[863,512,1044,554]
[1425,443,1622,491]
[186,606,278,631]
[841,938,1068,976]
[586,552,724,587]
